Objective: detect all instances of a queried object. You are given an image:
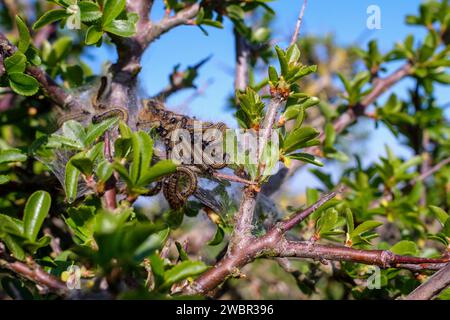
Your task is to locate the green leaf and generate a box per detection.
[286,44,301,65]
[443,218,450,237]
[429,205,449,226]
[62,120,86,148]
[23,191,51,242]
[85,117,118,145]
[4,52,27,73]
[134,228,169,261]
[288,153,323,167]
[345,208,354,234]
[324,123,336,148]
[70,157,94,176]
[85,25,103,45]
[130,131,153,184]
[226,4,245,21]
[0,149,27,164]
[65,160,80,203]
[175,241,189,261]
[275,45,288,76]
[8,73,39,96]
[96,160,113,183]
[79,1,102,22]
[208,225,225,246]
[1,234,25,260]
[317,208,338,234]
[268,65,278,83]
[103,19,136,37]
[283,126,320,154]
[32,9,69,30]
[0,175,10,184]
[139,160,177,186]
[350,220,382,237]
[0,214,24,236]
[112,162,133,187]
[161,261,208,290]
[102,0,126,26]
[149,253,165,288]
[390,240,419,256]
[16,16,31,53]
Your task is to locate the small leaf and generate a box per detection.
[2,234,25,260]
[390,240,419,256]
[85,25,104,45]
[130,131,153,185]
[161,261,208,290]
[23,191,51,242]
[429,205,449,226]
[283,126,320,154]
[346,208,354,234]
[32,9,69,30]
[70,157,94,176]
[207,225,225,246]
[350,220,382,237]
[103,19,136,37]
[96,160,113,183]
[102,0,126,26]
[0,175,10,184]
[139,160,177,186]
[85,117,118,145]
[9,73,39,96]
[275,45,288,76]
[65,160,80,203]
[175,241,189,261]
[268,65,278,83]
[79,1,102,22]
[288,153,323,167]
[16,16,31,53]
[0,149,27,164]
[62,120,86,148]
[4,52,27,73]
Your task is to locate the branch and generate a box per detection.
[413,156,450,184]
[289,0,308,46]
[278,188,341,232]
[152,56,211,101]
[144,3,200,44]
[332,63,412,135]
[274,239,449,270]
[234,29,250,92]
[404,262,450,300]
[0,32,83,111]
[0,244,68,295]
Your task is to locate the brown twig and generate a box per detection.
[404,262,450,300]
[290,0,308,46]
[0,244,68,295]
[413,156,450,184]
[278,188,341,232]
[234,29,250,92]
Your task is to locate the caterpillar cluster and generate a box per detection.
[137,99,228,209]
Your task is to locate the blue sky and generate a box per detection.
[84,0,449,192]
